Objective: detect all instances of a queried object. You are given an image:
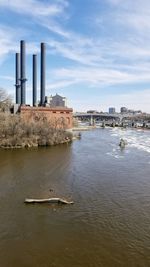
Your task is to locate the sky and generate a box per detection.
[0,0,150,112]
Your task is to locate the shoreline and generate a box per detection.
[72,125,150,131]
[1,126,149,149]
[0,139,72,149]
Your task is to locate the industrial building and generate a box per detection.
[45,94,67,107]
[14,40,73,129]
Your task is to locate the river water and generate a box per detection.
[0,128,150,267]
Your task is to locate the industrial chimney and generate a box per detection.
[40,42,46,106]
[20,40,27,105]
[15,53,21,104]
[33,54,37,106]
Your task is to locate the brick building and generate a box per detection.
[20,106,73,129]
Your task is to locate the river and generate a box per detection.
[0,128,150,267]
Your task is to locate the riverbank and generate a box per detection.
[0,112,72,149]
[72,125,150,131]
[0,137,72,149]
[72,126,95,131]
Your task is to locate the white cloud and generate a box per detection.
[0,0,69,39]
[0,0,66,17]
[47,38,103,66]
[0,75,14,81]
[0,26,19,64]
[39,19,70,38]
[46,80,79,91]
[0,0,71,50]
[49,66,150,88]
[0,25,40,65]
[107,0,124,4]
[106,0,150,35]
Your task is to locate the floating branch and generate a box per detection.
[24,197,74,205]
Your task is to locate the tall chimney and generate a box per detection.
[40,42,46,106]
[33,54,37,106]
[15,53,21,104]
[20,40,27,105]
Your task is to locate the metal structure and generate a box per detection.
[33,54,37,106]
[40,42,46,106]
[15,40,47,107]
[74,112,121,121]
[15,53,21,104]
[20,40,27,105]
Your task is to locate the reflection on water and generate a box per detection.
[0,129,150,267]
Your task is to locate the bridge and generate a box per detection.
[74,112,121,123]
[73,112,136,126]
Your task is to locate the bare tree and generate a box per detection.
[0,88,12,112]
[0,105,73,148]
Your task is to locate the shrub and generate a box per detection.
[0,112,72,148]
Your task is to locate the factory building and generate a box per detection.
[14,40,73,129]
[20,106,72,129]
[45,94,67,107]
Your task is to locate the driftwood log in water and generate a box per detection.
[24,198,74,204]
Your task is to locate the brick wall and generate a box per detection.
[20,106,73,129]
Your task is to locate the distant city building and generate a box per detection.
[45,94,67,107]
[127,109,134,114]
[120,107,142,115]
[120,107,128,113]
[133,110,142,115]
[109,107,116,114]
[87,110,99,114]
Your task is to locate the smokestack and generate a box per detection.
[33,54,37,106]
[15,53,21,104]
[20,40,27,105]
[40,42,46,106]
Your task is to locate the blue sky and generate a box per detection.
[0,0,150,112]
